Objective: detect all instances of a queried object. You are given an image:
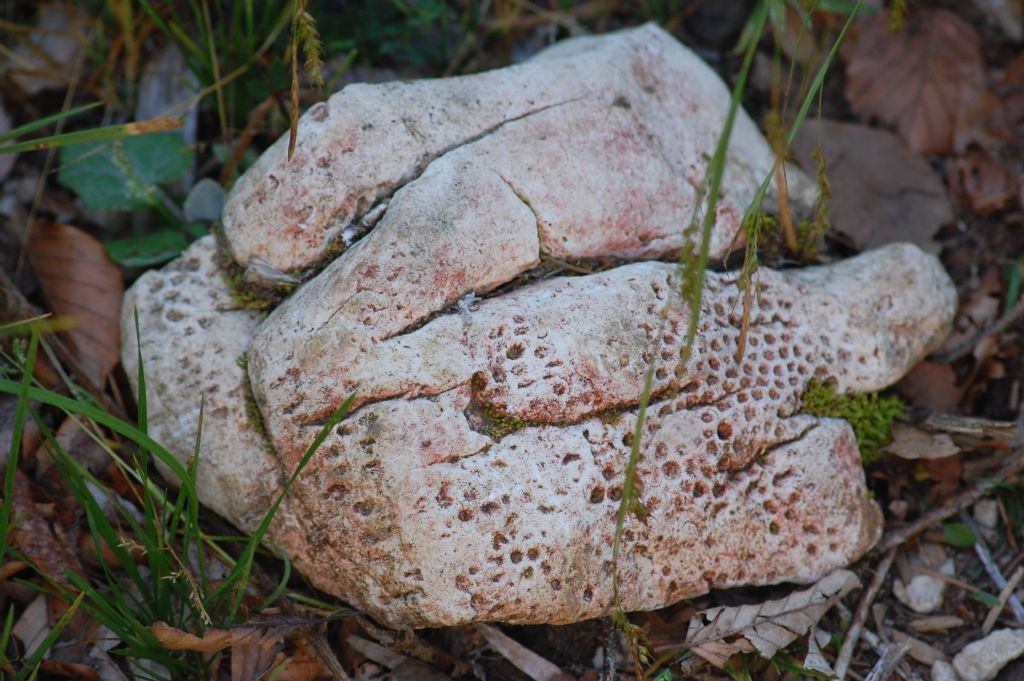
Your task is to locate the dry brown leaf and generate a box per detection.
[150,620,300,680]
[924,455,964,503]
[684,569,859,668]
[844,9,986,154]
[37,660,103,681]
[958,150,1018,215]
[791,120,951,251]
[10,468,84,590]
[27,221,123,388]
[149,620,234,653]
[44,417,108,474]
[269,654,324,681]
[882,424,960,460]
[230,626,285,681]
[899,362,965,413]
[910,615,966,633]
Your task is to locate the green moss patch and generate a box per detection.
[800,380,903,463]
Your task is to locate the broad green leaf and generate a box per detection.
[104,230,189,267]
[942,522,977,548]
[58,133,192,210]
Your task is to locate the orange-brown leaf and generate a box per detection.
[843,9,986,154]
[27,221,123,387]
[149,620,233,653]
[958,150,1017,216]
[231,626,284,681]
[37,661,103,681]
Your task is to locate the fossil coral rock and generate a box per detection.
[122,24,958,628]
[125,237,954,627]
[220,23,814,273]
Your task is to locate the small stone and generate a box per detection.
[183,178,225,223]
[973,499,999,530]
[953,629,1024,681]
[893,560,953,614]
[931,660,960,681]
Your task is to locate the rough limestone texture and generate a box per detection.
[125,236,955,627]
[122,25,959,628]
[953,629,1024,681]
[220,23,815,274]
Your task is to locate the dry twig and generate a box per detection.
[959,513,1024,624]
[835,548,897,681]
[983,565,1024,633]
[864,640,911,681]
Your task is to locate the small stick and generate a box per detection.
[835,548,897,681]
[356,617,468,677]
[959,514,1024,624]
[837,613,923,681]
[983,566,1024,634]
[875,449,1024,555]
[910,566,976,593]
[864,641,911,681]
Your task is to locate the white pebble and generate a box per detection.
[931,660,960,681]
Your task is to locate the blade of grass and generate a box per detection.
[138,1,204,63]
[0,117,182,154]
[211,394,355,620]
[0,101,102,145]
[0,380,197,500]
[731,1,861,359]
[0,328,39,563]
[0,603,14,672]
[13,591,85,681]
[256,551,291,612]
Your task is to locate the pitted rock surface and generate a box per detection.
[122,25,958,628]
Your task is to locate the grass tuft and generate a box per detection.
[0,319,352,678]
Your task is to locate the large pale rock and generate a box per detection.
[126,237,954,627]
[953,629,1024,681]
[221,24,814,273]
[123,25,958,628]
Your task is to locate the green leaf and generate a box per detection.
[942,522,977,548]
[104,230,189,267]
[0,101,103,147]
[58,133,192,211]
[971,590,1002,607]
